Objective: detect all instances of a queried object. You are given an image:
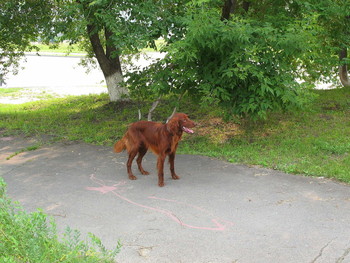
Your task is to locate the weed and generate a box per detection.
[6,144,41,160]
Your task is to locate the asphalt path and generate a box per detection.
[1,135,350,262]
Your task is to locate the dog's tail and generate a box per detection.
[114,134,127,153]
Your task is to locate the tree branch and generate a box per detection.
[166,91,187,123]
[148,96,161,121]
[87,24,110,75]
[167,107,177,123]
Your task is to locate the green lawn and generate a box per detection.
[0,88,23,95]
[32,39,165,55]
[34,42,85,54]
[1,88,349,183]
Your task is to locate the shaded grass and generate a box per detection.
[0,89,349,183]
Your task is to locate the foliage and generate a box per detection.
[1,0,191,101]
[0,177,121,262]
[126,0,349,119]
[314,0,350,50]
[38,0,192,80]
[0,0,53,78]
[1,0,349,113]
[51,0,187,52]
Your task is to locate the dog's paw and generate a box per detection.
[171,174,180,180]
[129,175,137,180]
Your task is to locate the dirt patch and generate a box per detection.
[196,117,242,143]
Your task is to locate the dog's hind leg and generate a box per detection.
[137,145,149,175]
[127,149,138,180]
[157,153,166,187]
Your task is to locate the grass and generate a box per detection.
[6,144,41,160]
[34,42,85,55]
[0,88,23,95]
[33,39,165,55]
[0,89,350,183]
[0,87,58,101]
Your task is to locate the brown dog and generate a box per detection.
[114,113,196,187]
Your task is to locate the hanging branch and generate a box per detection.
[138,109,142,120]
[166,90,187,123]
[166,107,177,123]
[147,96,162,121]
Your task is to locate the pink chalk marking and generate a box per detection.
[86,185,118,194]
[86,177,127,194]
[86,174,234,231]
[148,196,208,212]
[148,196,234,230]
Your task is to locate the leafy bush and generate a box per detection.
[126,3,333,120]
[0,178,121,263]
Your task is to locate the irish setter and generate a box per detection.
[114,113,196,187]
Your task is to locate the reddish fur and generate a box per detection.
[114,113,196,187]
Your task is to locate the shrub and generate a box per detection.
[126,6,326,120]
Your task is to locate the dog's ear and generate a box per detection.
[166,116,180,135]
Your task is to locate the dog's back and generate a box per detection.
[114,120,163,153]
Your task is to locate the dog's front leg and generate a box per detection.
[157,154,166,187]
[169,153,180,180]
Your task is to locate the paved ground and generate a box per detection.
[1,135,350,262]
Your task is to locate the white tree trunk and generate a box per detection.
[339,48,350,88]
[105,71,128,101]
[339,65,350,88]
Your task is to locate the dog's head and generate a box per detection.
[167,113,196,135]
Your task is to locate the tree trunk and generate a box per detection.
[339,48,350,88]
[242,1,250,12]
[87,24,128,101]
[221,0,236,21]
[105,71,127,101]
